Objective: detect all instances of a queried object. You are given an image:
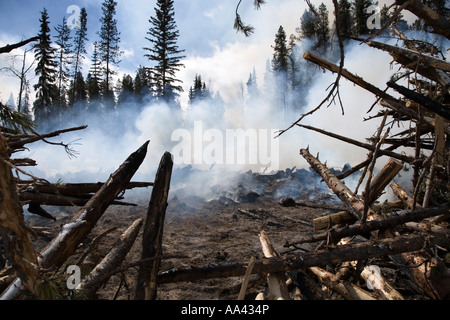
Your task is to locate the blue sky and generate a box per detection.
[0,0,309,107]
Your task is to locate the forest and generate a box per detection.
[0,0,449,302]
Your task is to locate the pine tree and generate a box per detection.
[86,42,103,112]
[188,74,210,105]
[144,0,185,107]
[299,7,318,39]
[353,0,373,36]
[98,0,121,107]
[33,8,58,127]
[272,26,289,119]
[134,66,152,103]
[337,0,352,37]
[68,71,87,106]
[71,7,88,106]
[54,17,73,111]
[117,74,134,104]
[246,67,259,103]
[316,3,330,49]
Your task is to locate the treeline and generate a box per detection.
[3,0,448,131]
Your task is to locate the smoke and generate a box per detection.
[16,31,436,206]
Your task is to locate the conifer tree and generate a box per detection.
[144,0,185,107]
[118,74,134,104]
[299,7,318,39]
[353,0,373,36]
[71,7,88,106]
[316,3,330,49]
[272,26,289,119]
[98,0,121,107]
[54,17,73,111]
[33,8,58,127]
[86,42,103,113]
[134,66,152,103]
[338,0,353,37]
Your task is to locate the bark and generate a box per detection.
[391,182,420,209]
[81,218,143,299]
[313,211,357,231]
[157,232,450,284]
[300,147,369,219]
[286,203,448,247]
[0,140,150,300]
[310,266,377,300]
[135,152,173,300]
[395,0,450,39]
[0,133,39,295]
[350,36,450,86]
[364,158,404,205]
[360,265,405,300]
[259,229,291,300]
[387,81,450,121]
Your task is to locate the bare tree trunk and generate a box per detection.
[0,132,38,295]
[135,152,173,300]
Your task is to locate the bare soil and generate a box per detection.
[23,167,426,300]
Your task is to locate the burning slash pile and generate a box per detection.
[0,0,449,300]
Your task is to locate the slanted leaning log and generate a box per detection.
[135,151,173,300]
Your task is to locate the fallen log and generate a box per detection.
[285,203,449,247]
[0,140,150,299]
[81,218,143,299]
[157,231,450,284]
[135,151,173,300]
[387,81,450,121]
[259,229,291,300]
[313,211,357,231]
[360,265,405,300]
[310,266,377,300]
[364,158,404,205]
[300,147,368,219]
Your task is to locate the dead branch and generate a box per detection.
[157,232,450,284]
[0,140,150,299]
[0,36,39,54]
[81,218,143,299]
[135,151,173,300]
[395,0,450,39]
[285,203,448,247]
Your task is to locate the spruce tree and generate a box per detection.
[134,66,152,103]
[54,17,73,111]
[272,26,289,119]
[33,8,58,127]
[299,7,318,39]
[71,7,88,106]
[144,0,185,107]
[316,3,330,49]
[338,0,352,37]
[353,0,373,36]
[118,74,134,104]
[86,42,103,113]
[98,0,121,107]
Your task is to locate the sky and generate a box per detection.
[0,0,309,108]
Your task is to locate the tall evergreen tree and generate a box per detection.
[71,7,88,106]
[272,26,289,119]
[33,8,58,127]
[353,0,373,36]
[337,0,352,37]
[246,67,259,103]
[316,3,330,49]
[144,0,185,107]
[299,7,318,39]
[98,0,121,107]
[86,42,103,113]
[54,17,73,111]
[117,74,134,104]
[134,66,152,103]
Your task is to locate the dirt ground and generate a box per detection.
[23,167,428,300]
